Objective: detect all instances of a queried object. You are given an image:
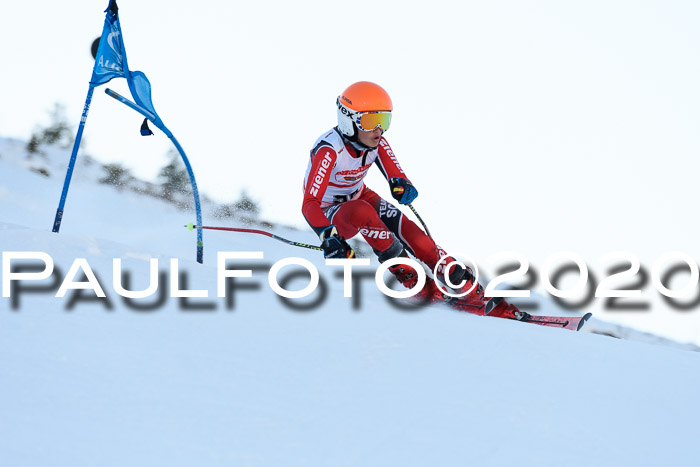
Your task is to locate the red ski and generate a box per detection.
[516,312,593,331]
[448,296,592,331]
[424,282,593,332]
[449,296,593,331]
[400,277,593,332]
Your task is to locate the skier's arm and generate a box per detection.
[375,137,407,181]
[376,137,419,205]
[302,145,338,236]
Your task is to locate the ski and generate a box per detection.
[392,276,593,332]
[437,291,593,331]
[518,312,593,331]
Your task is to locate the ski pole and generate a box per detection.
[407,203,433,240]
[186,223,324,252]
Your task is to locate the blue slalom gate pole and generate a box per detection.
[105,88,204,263]
[52,85,95,233]
[170,135,204,263]
[105,87,155,120]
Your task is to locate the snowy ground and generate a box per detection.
[2,139,700,466]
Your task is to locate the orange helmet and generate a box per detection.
[337,81,393,137]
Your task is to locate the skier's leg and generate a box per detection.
[358,189,527,318]
[356,189,437,261]
[325,198,400,257]
[325,194,439,299]
[328,189,446,300]
[359,189,463,280]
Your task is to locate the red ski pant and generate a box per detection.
[324,188,443,269]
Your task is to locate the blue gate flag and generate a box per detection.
[91,1,125,85]
[128,70,167,135]
[90,0,167,133]
[55,0,204,264]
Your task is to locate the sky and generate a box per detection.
[2,0,700,342]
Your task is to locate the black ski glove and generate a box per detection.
[319,225,355,259]
[389,177,418,205]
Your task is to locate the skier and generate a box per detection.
[302,81,526,320]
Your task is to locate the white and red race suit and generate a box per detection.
[300,127,525,320]
[302,127,443,268]
[301,127,523,319]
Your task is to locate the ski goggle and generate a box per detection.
[354,111,392,132]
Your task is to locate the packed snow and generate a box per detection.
[1,138,700,466]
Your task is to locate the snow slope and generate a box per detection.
[2,140,700,466]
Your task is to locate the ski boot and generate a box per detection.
[483,297,531,321]
[387,262,445,304]
[439,262,531,321]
